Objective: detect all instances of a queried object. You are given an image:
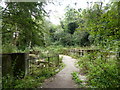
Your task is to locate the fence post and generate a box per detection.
[78,50,81,57]
[116,51,120,76]
[81,50,84,56]
[57,54,59,67]
[117,52,120,60]
[48,57,50,67]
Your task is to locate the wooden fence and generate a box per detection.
[28,53,60,74]
[64,48,120,60]
[1,52,60,78]
[1,49,119,78]
[66,49,99,56]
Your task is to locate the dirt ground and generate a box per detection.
[40,55,79,88]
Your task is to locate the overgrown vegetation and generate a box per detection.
[2,43,65,88]
[46,2,120,49]
[1,0,120,89]
[64,1,120,88]
[71,72,84,87]
[74,52,120,88]
[68,47,119,88]
[2,66,64,88]
[2,2,47,51]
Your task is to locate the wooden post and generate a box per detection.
[26,54,29,75]
[74,49,75,54]
[28,59,30,73]
[117,52,120,60]
[81,50,84,56]
[1,54,13,77]
[48,57,50,67]
[78,50,81,57]
[57,55,59,67]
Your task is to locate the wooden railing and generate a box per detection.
[63,48,119,59]
[28,54,60,73]
[1,51,60,78]
[66,49,99,56]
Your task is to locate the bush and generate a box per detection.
[77,52,120,88]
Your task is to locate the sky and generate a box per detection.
[44,0,110,25]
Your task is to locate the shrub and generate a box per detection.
[77,52,120,88]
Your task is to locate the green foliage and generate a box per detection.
[2,44,64,88]
[2,44,18,53]
[51,30,91,47]
[67,22,78,34]
[77,52,120,88]
[2,64,64,88]
[2,74,13,88]
[81,2,120,49]
[71,72,83,85]
[48,4,94,47]
[52,31,73,46]
[64,6,81,23]
[73,31,90,46]
[1,1,120,88]
[2,2,46,50]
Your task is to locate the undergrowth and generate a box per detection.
[77,52,120,88]
[71,72,84,88]
[2,64,65,89]
[2,56,64,89]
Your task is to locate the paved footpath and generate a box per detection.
[41,55,79,88]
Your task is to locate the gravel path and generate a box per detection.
[41,55,79,88]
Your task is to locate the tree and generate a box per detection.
[67,22,78,34]
[79,2,120,49]
[2,2,47,50]
[61,6,80,33]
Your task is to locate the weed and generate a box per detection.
[71,72,84,87]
